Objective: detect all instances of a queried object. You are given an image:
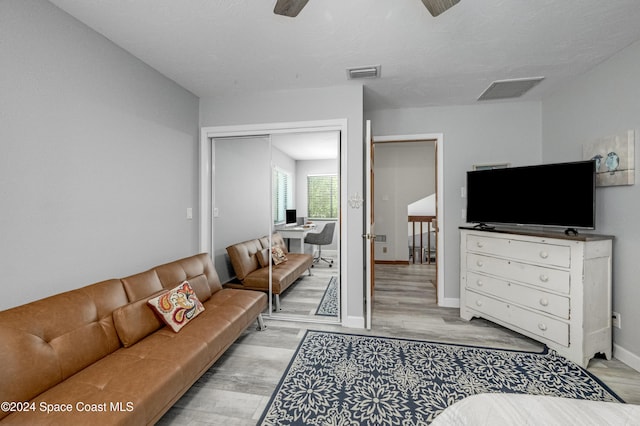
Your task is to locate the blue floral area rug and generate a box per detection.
[315,276,338,317]
[258,331,622,425]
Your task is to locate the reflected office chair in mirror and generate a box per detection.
[304,222,336,267]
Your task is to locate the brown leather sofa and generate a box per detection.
[226,233,313,310]
[0,253,267,425]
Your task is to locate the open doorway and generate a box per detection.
[369,136,441,320]
[373,141,436,263]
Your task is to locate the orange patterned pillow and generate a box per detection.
[271,246,288,265]
[147,281,205,332]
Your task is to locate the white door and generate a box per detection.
[364,120,374,329]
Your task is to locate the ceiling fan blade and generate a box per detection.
[420,0,460,17]
[274,0,309,17]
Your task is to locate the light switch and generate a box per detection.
[213,208,219,218]
[186,208,193,220]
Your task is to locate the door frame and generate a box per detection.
[364,121,374,329]
[372,133,446,306]
[199,119,349,324]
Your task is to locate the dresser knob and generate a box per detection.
[476,260,484,267]
[476,280,483,287]
[475,300,483,307]
[539,251,549,259]
[539,274,549,283]
[476,241,484,248]
[538,323,548,331]
[539,298,549,307]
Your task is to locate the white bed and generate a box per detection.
[431,393,640,426]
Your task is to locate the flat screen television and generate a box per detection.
[285,209,297,224]
[466,160,596,231]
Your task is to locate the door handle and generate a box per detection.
[362,233,377,240]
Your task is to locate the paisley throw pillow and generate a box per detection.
[271,246,288,265]
[147,281,205,332]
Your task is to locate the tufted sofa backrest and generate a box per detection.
[0,279,128,419]
[226,238,264,281]
[0,253,220,420]
[227,233,290,282]
[121,253,222,303]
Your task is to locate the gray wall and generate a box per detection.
[366,102,543,302]
[200,86,365,325]
[542,39,640,362]
[0,0,200,310]
[213,137,271,283]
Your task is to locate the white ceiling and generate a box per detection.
[271,131,339,160]
[49,0,640,111]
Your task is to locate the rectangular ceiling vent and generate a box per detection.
[478,77,544,101]
[347,65,381,80]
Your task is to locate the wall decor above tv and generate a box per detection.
[466,160,596,232]
[583,130,635,187]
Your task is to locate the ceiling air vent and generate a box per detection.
[347,65,381,80]
[478,77,544,101]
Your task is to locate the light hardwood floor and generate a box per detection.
[158,263,640,425]
[269,250,339,320]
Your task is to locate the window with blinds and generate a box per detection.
[307,174,338,219]
[273,167,292,224]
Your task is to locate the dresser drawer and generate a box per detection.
[467,253,570,294]
[466,290,569,347]
[466,272,570,319]
[467,234,571,268]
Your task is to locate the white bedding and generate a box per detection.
[430,393,640,426]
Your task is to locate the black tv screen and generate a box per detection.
[466,161,596,230]
[286,209,297,224]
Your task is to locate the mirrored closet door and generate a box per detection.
[212,136,271,286]
[269,131,341,322]
[211,130,341,323]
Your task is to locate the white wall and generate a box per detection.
[200,85,365,325]
[0,0,200,310]
[542,39,640,364]
[374,142,435,261]
[366,102,542,300]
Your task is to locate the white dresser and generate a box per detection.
[460,227,613,367]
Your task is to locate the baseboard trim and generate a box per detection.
[439,297,460,308]
[375,260,410,265]
[342,315,365,329]
[613,343,640,372]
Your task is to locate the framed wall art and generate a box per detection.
[583,130,635,187]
